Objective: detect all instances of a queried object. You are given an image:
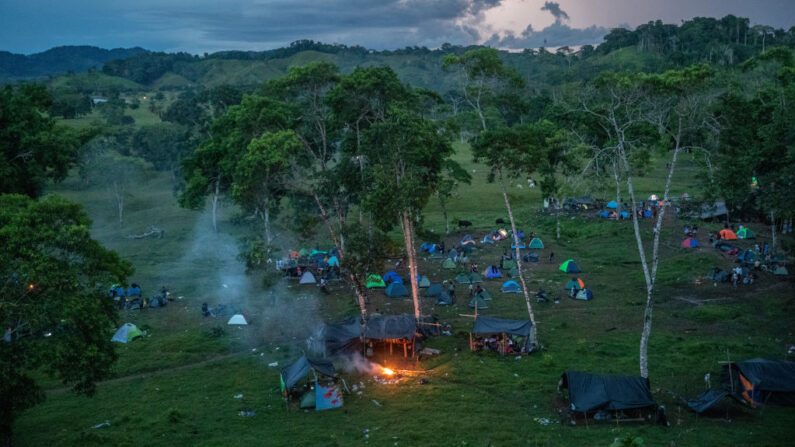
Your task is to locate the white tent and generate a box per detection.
[227,314,250,325]
[299,271,317,284]
[111,323,142,343]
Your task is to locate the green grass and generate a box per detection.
[14,142,795,446]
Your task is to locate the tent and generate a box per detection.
[281,356,336,393]
[707,268,729,282]
[560,371,656,413]
[447,249,458,259]
[385,282,409,298]
[523,252,539,263]
[476,288,492,301]
[461,234,476,245]
[501,280,521,293]
[456,273,473,284]
[469,295,488,310]
[299,271,317,284]
[719,229,738,240]
[469,273,483,283]
[227,314,250,325]
[575,289,594,300]
[737,228,755,239]
[559,259,582,273]
[502,259,517,270]
[382,270,403,284]
[366,274,386,288]
[436,290,453,305]
[420,242,432,252]
[429,250,444,259]
[419,275,431,288]
[111,323,142,343]
[509,267,519,278]
[511,243,526,249]
[774,265,789,276]
[442,259,456,269]
[299,248,310,257]
[686,389,730,414]
[722,358,795,407]
[327,256,340,267]
[319,317,362,356]
[606,201,618,209]
[485,266,502,279]
[565,278,585,291]
[126,285,141,296]
[472,316,534,352]
[620,211,629,219]
[681,237,699,248]
[425,283,443,297]
[737,250,758,265]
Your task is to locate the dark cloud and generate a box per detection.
[541,1,569,23]
[486,22,608,49]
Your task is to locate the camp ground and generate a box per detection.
[363,314,417,358]
[280,356,341,410]
[559,259,582,273]
[470,317,534,355]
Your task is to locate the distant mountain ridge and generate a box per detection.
[0,46,149,80]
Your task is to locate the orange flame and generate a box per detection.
[382,367,395,376]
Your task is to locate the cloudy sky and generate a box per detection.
[1,0,793,54]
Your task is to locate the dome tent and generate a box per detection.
[501,281,521,293]
[681,237,699,248]
[111,323,142,343]
[228,314,251,325]
[559,259,581,273]
[385,282,409,298]
[366,274,386,288]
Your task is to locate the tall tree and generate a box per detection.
[0,194,133,444]
[94,152,148,224]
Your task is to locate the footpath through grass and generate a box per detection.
[15,143,795,446]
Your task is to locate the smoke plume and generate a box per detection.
[541,1,569,23]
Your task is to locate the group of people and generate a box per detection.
[731,265,758,287]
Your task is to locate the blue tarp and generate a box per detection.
[606,201,618,209]
[382,271,402,284]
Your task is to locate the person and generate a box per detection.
[684,226,690,235]
[4,328,11,343]
[755,243,761,253]
[448,282,456,301]
[692,226,698,238]
[536,288,548,303]
[201,302,210,317]
[475,284,484,297]
[709,233,714,244]
[470,263,478,273]
[468,283,474,298]
[763,242,770,256]
[548,251,555,263]
[731,270,738,287]
[319,278,329,294]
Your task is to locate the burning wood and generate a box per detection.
[381,367,395,376]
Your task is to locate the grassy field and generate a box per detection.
[14,140,795,446]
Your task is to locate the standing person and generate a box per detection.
[448,282,456,302]
[731,270,738,287]
[468,283,474,299]
[548,251,555,263]
[319,278,329,294]
[755,243,761,253]
[763,242,770,256]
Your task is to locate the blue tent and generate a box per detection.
[620,211,629,219]
[420,242,431,252]
[643,210,652,217]
[501,280,521,293]
[606,201,618,209]
[327,256,340,267]
[126,285,141,296]
[382,271,402,284]
[485,266,502,279]
[385,282,409,298]
[599,211,610,218]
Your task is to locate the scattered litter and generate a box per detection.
[534,417,551,425]
[352,384,359,391]
[515,356,522,360]
[442,330,452,336]
[260,353,264,357]
[238,411,256,417]
[275,346,280,350]
[251,348,257,352]
[268,362,279,367]
[514,373,519,377]
[371,399,382,407]
[357,391,363,396]
[177,296,184,300]
[420,347,440,356]
[233,394,243,399]
[91,421,110,429]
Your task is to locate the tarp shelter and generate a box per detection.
[722,358,795,407]
[127,285,141,296]
[469,295,488,309]
[425,283,443,297]
[366,274,386,288]
[471,316,534,353]
[442,259,456,269]
[686,389,729,414]
[523,252,539,263]
[227,314,250,325]
[385,282,409,298]
[560,371,656,413]
[774,265,789,275]
[681,237,699,248]
[501,280,521,293]
[566,278,585,291]
[511,242,526,249]
[281,356,336,392]
[111,323,142,343]
[320,317,361,356]
[299,271,317,284]
[327,256,340,267]
[419,275,431,288]
[606,201,618,209]
[382,271,402,284]
[485,266,502,278]
[737,228,755,239]
[364,314,417,357]
[559,259,582,273]
[502,259,517,270]
[719,229,738,240]
[575,289,594,300]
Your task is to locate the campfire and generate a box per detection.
[381,367,395,376]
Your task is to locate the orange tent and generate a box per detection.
[719,229,738,240]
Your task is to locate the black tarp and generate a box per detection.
[321,317,362,356]
[722,358,795,405]
[686,389,728,413]
[472,317,531,336]
[364,314,416,340]
[562,371,656,412]
[281,356,336,391]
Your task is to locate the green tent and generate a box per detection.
[456,273,472,284]
[469,273,483,283]
[443,259,456,269]
[111,323,142,343]
[773,265,789,275]
[509,267,519,278]
[469,295,488,310]
[299,248,310,257]
[476,288,492,301]
[419,275,431,288]
[559,259,582,273]
[528,238,544,249]
[385,282,409,297]
[737,228,755,239]
[366,274,386,288]
[503,259,517,270]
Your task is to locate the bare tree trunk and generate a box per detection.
[211,179,219,232]
[771,210,777,253]
[437,193,450,235]
[113,181,124,224]
[613,161,622,218]
[400,212,421,320]
[498,171,538,346]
